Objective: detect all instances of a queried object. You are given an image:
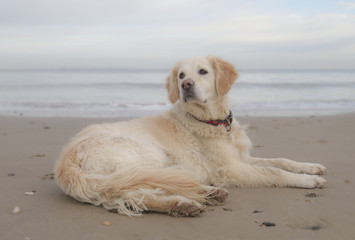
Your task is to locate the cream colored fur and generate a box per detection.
[55,56,326,217]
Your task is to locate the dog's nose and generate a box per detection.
[181,79,194,90]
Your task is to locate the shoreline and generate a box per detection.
[1,114,355,239]
[1,107,354,119]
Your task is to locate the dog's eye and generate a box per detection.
[199,69,208,75]
[179,72,185,79]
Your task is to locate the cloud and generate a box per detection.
[339,1,355,9]
[0,0,355,69]
[0,0,207,26]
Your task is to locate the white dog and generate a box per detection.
[55,56,326,217]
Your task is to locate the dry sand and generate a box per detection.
[1,114,354,240]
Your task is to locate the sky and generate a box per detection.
[0,0,355,70]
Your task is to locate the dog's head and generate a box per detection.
[166,56,238,105]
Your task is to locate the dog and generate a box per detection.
[55,56,326,217]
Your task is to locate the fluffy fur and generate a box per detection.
[55,56,326,217]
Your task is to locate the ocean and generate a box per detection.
[0,69,354,118]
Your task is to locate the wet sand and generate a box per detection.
[1,114,354,240]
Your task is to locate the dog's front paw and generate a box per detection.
[302,163,326,175]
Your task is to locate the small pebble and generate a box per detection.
[102,221,111,226]
[345,179,350,184]
[252,210,262,213]
[8,173,15,177]
[262,222,276,227]
[223,208,232,212]
[309,226,321,230]
[30,154,45,158]
[24,192,34,196]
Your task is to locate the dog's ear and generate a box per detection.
[209,56,239,96]
[165,63,180,104]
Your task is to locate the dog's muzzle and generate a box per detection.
[181,79,196,102]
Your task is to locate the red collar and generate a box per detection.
[188,111,233,132]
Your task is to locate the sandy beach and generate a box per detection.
[1,113,354,240]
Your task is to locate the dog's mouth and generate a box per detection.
[182,91,196,102]
[182,91,207,104]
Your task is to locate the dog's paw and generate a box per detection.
[302,175,326,189]
[169,200,205,217]
[301,163,326,175]
[205,188,229,206]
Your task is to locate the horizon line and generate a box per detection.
[1,67,355,72]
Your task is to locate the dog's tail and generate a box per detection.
[55,154,205,216]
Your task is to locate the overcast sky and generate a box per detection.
[1,0,355,70]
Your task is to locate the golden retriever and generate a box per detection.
[55,56,326,217]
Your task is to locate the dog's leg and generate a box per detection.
[104,191,212,217]
[102,185,228,217]
[212,162,326,189]
[103,192,206,217]
[247,157,326,175]
[140,186,229,215]
[142,194,206,217]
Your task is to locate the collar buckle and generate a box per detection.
[226,117,232,132]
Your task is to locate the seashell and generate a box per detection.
[12,206,21,214]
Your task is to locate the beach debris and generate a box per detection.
[43,126,50,130]
[24,191,35,196]
[308,225,321,231]
[262,222,276,227]
[8,173,15,177]
[305,192,317,198]
[345,179,351,184]
[30,154,45,158]
[252,210,262,213]
[305,199,312,202]
[223,207,232,212]
[255,221,276,227]
[41,173,55,180]
[102,221,112,226]
[12,206,21,214]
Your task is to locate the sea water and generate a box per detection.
[0,69,354,117]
